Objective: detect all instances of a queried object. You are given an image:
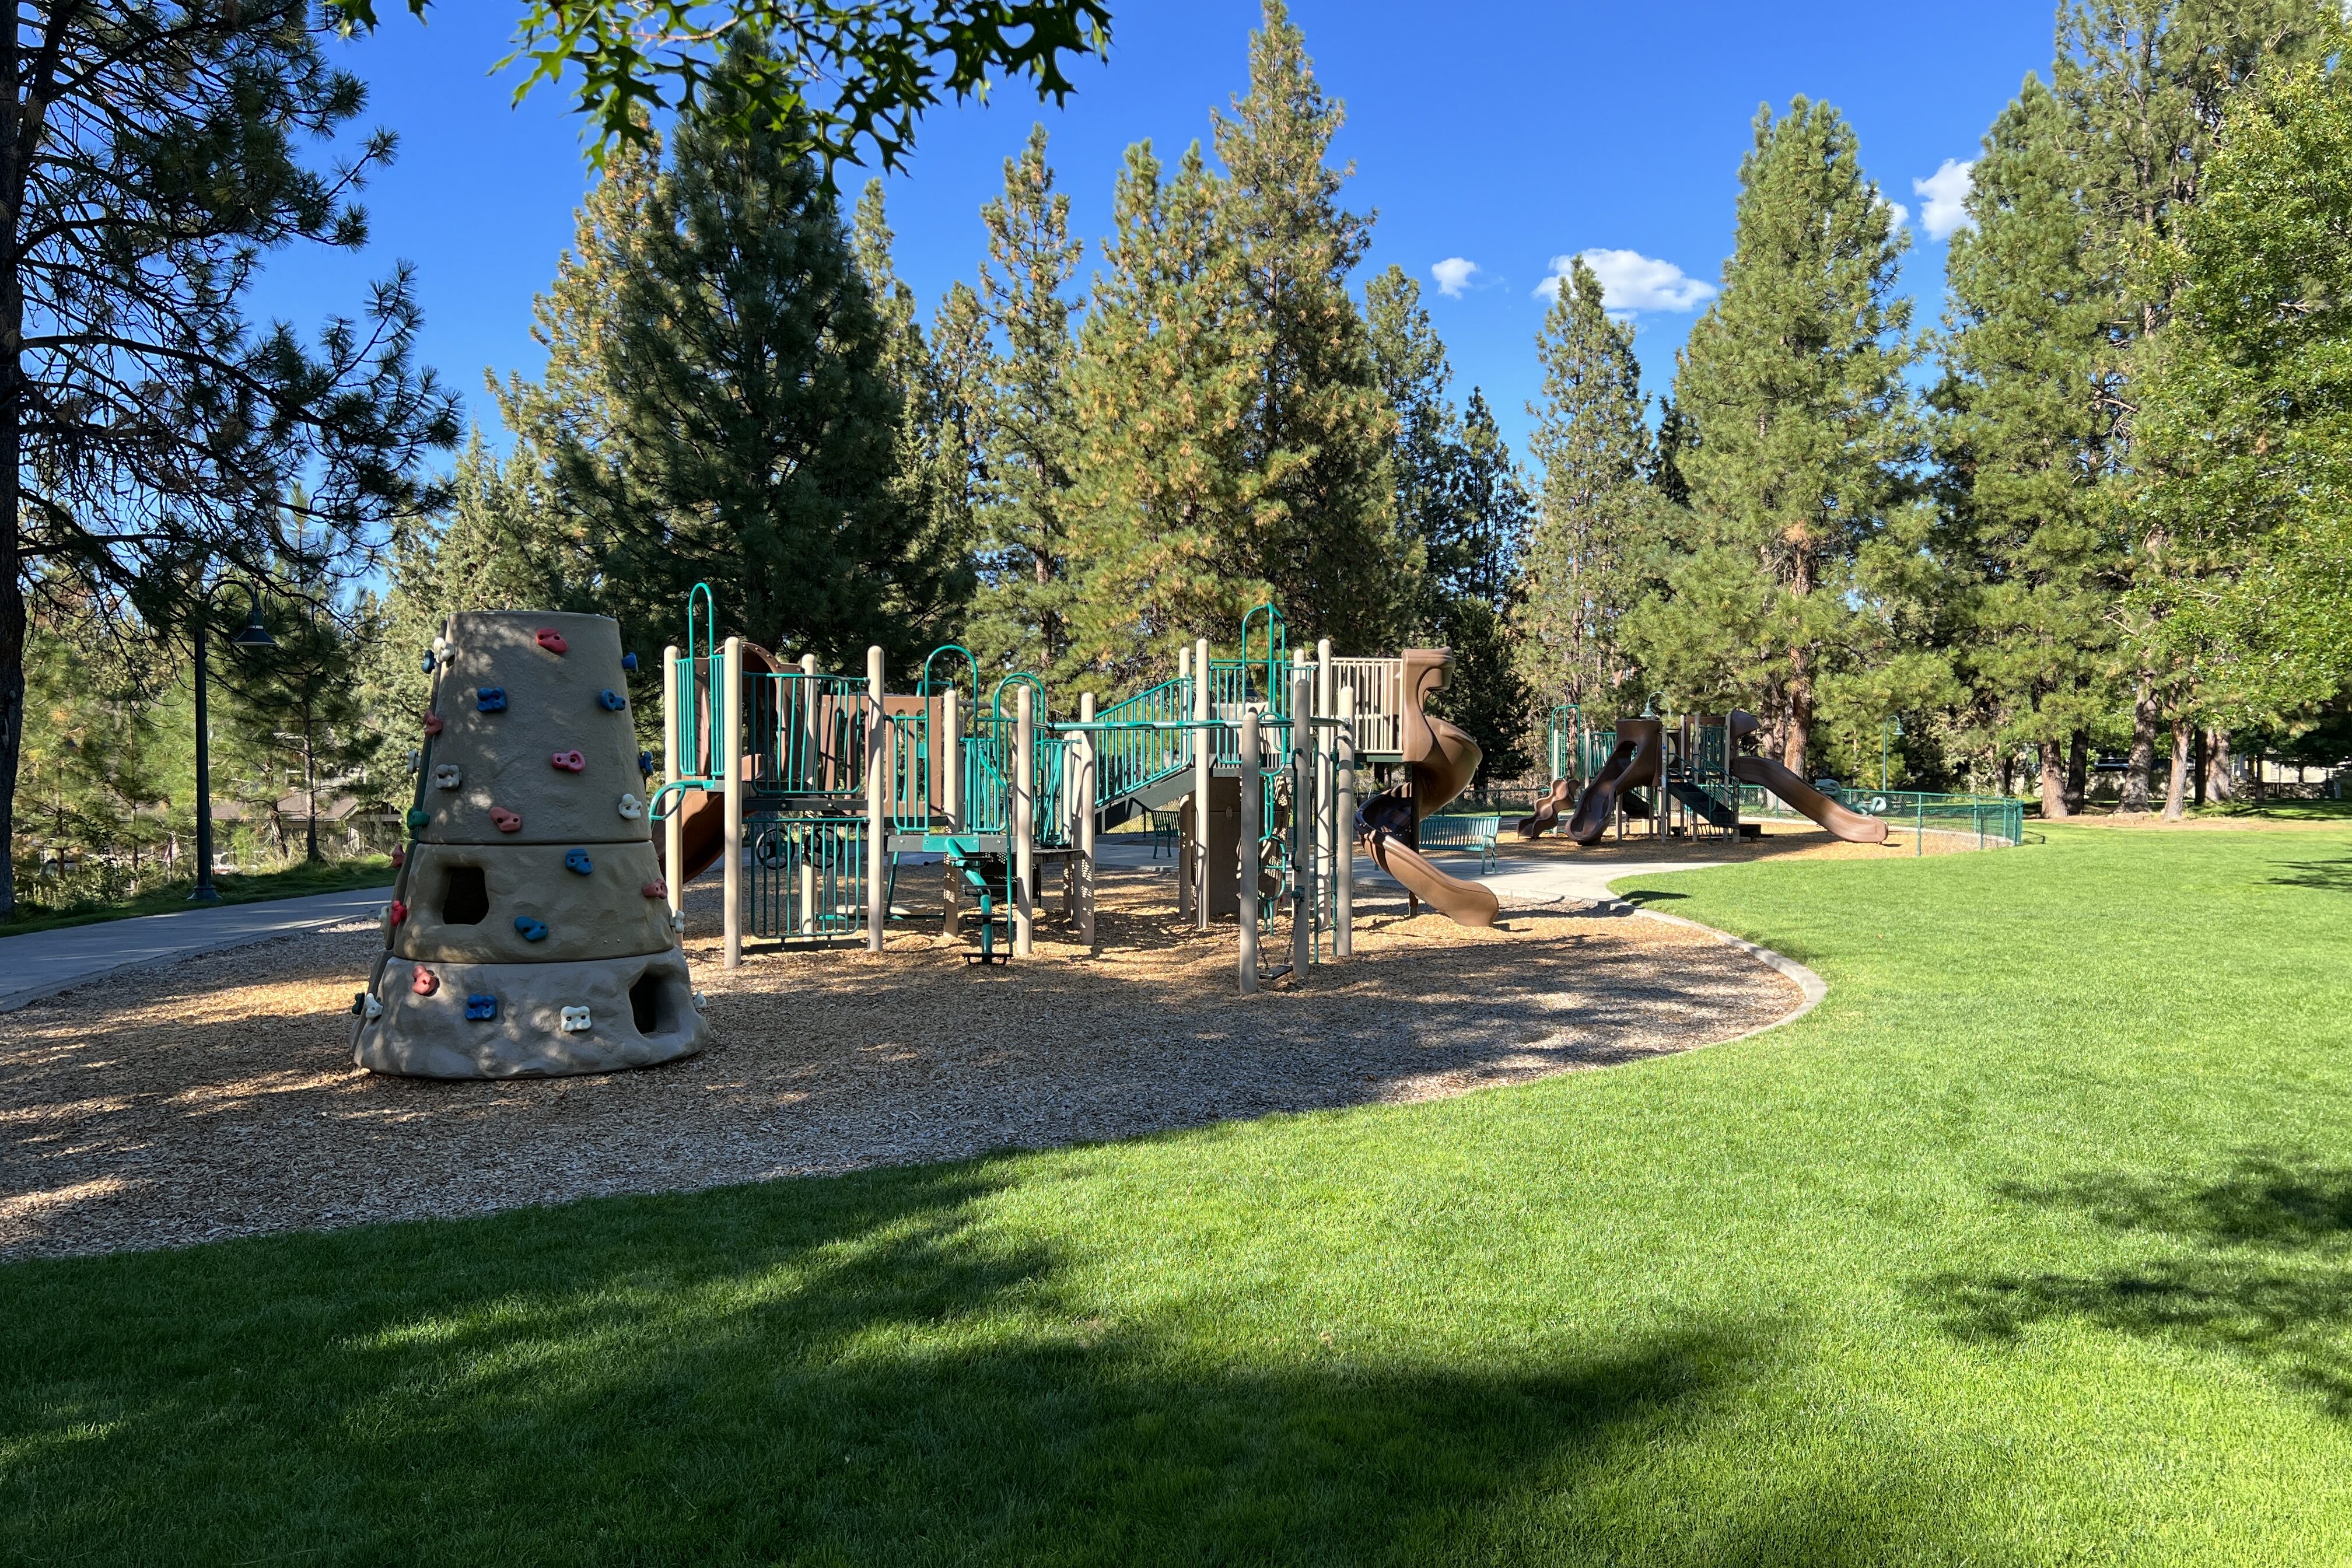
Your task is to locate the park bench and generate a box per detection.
[1417,813,1501,873]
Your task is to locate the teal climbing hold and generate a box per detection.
[514,916,548,942]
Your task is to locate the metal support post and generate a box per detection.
[1290,657,1313,976]
[1014,683,1035,955]
[866,644,886,953]
[940,677,963,936]
[722,635,743,968]
[1315,637,1332,930]
[1192,635,1212,932]
[800,653,819,933]
[1335,685,1354,959]
[1238,710,1261,993]
[662,643,683,921]
[1078,691,1097,952]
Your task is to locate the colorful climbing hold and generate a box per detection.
[490,806,522,834]
[617,792,643,821]
[389,899,408,925]
[560,1006,593,1033]
[668,911,685,934]
[691,992,709,1013]
[565,849,593,876]
[405,750,421,775]
[638,750,656,776]
[514,916,549,942]
[550,749,586,772]
[598,688,626,711]
[405,807,429,831]
[477,687,507,712]
[420,652,435,673]
[390,845,406,868]
[411,967,439,996]
[641,877,667,900]
[422,712,443,736]
[354,992,383,1020]
[536,628,568,654]
[433,634,450,657]
[464,994,498,1021]
[622,652,638,672]
[433,762,463,790]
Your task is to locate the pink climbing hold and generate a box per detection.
[551,749,586,772]
[390,899,408,925]
[390,845,405,867]
[411,967,438,996]
[491,806,522,834]
[642,878,667,900]
[536,628,568,654]
[422,712,443,736]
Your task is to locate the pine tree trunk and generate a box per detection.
[2204,727,2234,803]
[2162,719,2191,821]
[0,23,21,924]
[2064,730,2089,816]
[303,730,320,865]
[2038,739,2069,820]
[2119,676,2157,812]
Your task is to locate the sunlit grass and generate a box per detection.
[5,825,2351,1563]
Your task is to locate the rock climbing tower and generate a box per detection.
[352,611,711,1078]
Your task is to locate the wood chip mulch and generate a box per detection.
[0,870,1801,1261]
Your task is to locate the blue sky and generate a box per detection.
[257,0,2063,463]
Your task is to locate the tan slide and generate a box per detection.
[1516,776,1573,839]
[1730,754,1888,845]
[1363,649,1500,929]
[1564,718,1664,845]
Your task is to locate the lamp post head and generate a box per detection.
[229,603,276,649]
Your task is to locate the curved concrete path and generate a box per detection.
[0,886,393,1013]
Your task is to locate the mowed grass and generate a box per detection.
[6,827,2352,1564]
[0,855,395,935]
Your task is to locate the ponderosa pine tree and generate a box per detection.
[1936,76,2115,818]
[1365,263,1458,632]
[539,46,956,674]
[1066,141,1272,691]
[1212,0,1413,653]
[1517,258,1654,729]
[1635,99,1918,778]
[966,126,1086,682]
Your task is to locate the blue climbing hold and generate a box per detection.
[420,652,435,673]
[565,849,593,876]
[478,687,507,712]
[622,652,638,672]
[514,916,549,942]
[638,750,656,776]
[465,994,499,1021]
[598,688,626,711]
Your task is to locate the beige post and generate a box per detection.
[940,681,963,936]
[1335,684,1354,959]
[722,636,743,969]
[1315,637,1333,916]
[1175,643,1194,921]
[1290,657,1313,977]
[866,645,886,953]
[1014,682,1035,956]
[1192,635,1212,932]
[662,643,683,921]
[1238,709,1261,993]
[1078,691,1097,951]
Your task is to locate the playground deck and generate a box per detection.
[0,870,1801,1261]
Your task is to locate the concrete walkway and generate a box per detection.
[0,886,394,1013]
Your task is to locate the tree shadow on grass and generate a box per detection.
[0,1163,2018,1567]
[2266,857,2352,894]
[1917,1153,2352,1416]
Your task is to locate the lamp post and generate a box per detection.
[188,582,276,902]
[1882,715,1903,793]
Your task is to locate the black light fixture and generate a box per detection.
[230,601,278,649]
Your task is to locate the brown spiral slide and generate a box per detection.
[1363,649,1502,929]
[1515,776,1574,839]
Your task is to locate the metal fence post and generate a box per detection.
[723,636,743,969]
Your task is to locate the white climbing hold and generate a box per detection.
[691,991,708,1013]
[360,993,383,1020]
[668,911,685,935]
[432,634,450,657]
[617,792,643,820]
[560,1005,592,1033]
[433,762,463,790]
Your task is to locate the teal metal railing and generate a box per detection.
[1740,784,2025,848]
[1090,676,1195,806]
[742,670,867,794]
[745,817,867,939]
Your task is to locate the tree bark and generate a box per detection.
[2162,718,2190,821]
[0,20,22,924]
[2204,727,2234,803]
[2064,730,2090,816]
[2038,738,2070,820]
[2118,675,2157,812]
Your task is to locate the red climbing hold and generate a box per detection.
[536,628,568,654]
[551,749,586,772]
[390,845,406,867]
[490,806,522,834]
[642,878,667,900]
[389,899,409,925]
[422,712,444,736]
[411,966,438,996]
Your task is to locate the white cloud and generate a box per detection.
[1877,193,1910,230]
[1534,249,1716,313]
[1430,257,1480,298]
[1913,159,1976,240]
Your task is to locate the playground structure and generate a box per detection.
[650,592,1498,991]
[351,611,712,1079]
[1520,706,2026,850]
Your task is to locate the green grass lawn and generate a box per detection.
[6,826,2351,1563]
[0,856,395,936]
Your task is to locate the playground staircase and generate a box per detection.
[1665,776,1740,828]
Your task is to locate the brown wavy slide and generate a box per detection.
[1364,649,1501,929]
[1515,776,1573,839]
